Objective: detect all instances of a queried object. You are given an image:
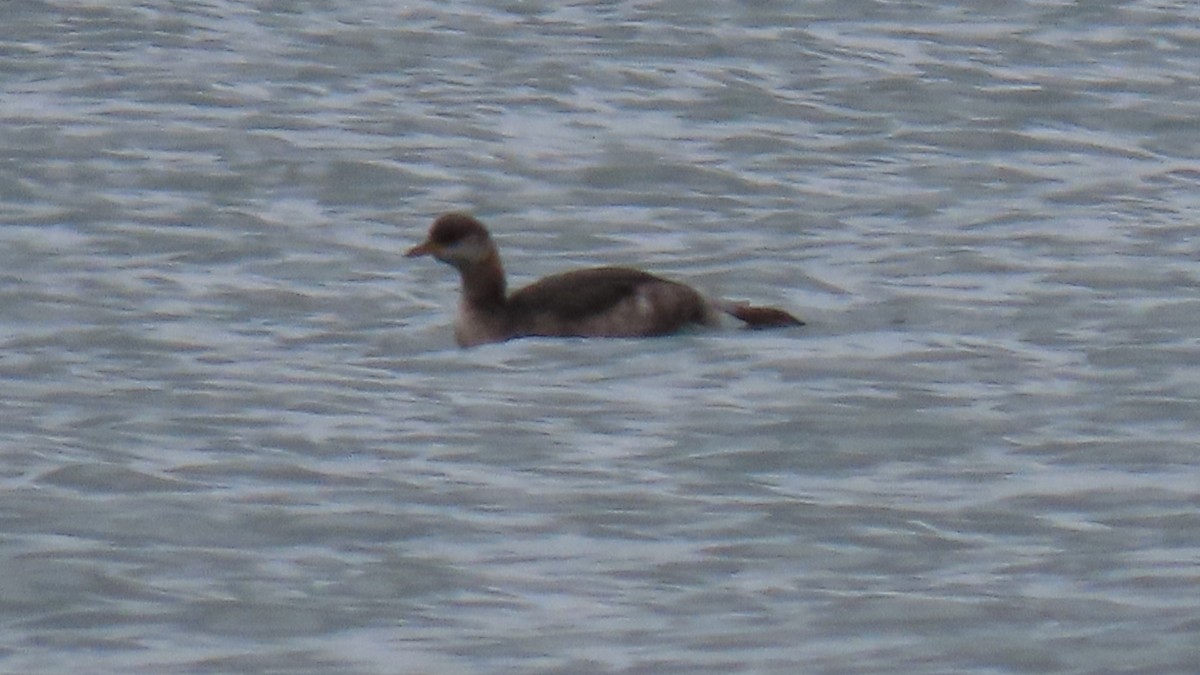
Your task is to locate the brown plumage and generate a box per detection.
[407,213,803,347]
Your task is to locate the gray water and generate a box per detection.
[2,1,1199,673]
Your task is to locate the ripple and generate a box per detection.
[3,0,1199,672]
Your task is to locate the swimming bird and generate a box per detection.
[407,212,803,347]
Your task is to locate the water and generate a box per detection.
[2,1,1199,672]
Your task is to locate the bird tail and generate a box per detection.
[718,301,805,329]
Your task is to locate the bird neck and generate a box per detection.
[458,248,507,310]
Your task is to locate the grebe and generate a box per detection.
[407,213,803,347]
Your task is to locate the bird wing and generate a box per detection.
[507,267,665,322]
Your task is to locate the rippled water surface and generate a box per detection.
[3,1,1199,673]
